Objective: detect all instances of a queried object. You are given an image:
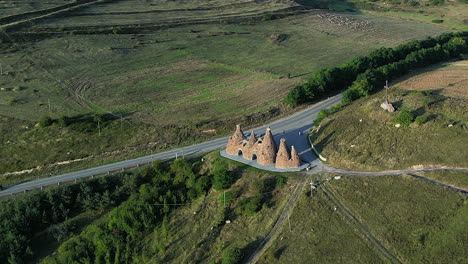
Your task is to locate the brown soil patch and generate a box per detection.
[396,67,468,99]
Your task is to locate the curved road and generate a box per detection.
[0,94,343,197]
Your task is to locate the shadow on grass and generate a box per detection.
[315,130,335,153]
[241,237,265,263]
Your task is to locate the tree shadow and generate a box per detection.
[314,131,335,153]
[274,245,288,260]
[240,237,265,263]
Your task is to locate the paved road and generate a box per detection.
[0,94,343,197]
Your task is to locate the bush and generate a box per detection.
[395,109,414,126]
[432,19,444,23]
[39,116,54,127]
[415,115,426,126]
[314,109,330,126]
[275,175,288,188]
[58,116,70,128]
[212,160,232,191]
[222,245,242,264]
[262,13,273,21]
[236,196,263,216]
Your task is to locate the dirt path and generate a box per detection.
[407,173,467,194]
[245,178,307,264]
[321,165,468,177]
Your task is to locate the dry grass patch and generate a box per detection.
[394,60,468,99]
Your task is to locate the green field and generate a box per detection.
[259,190,384,264]
[299,0,468,30]
[420,171,468,189]
[0,0,452,183]
[329,175,467,263]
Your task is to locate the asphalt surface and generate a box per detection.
[0,94,343,197]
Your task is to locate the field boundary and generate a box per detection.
[320,183,402,264]
[407,173,468,195]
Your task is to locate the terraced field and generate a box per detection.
[0,0,71,17]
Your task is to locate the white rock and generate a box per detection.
[225,220,231,224]
[395,124,401,128]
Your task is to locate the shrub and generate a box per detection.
[39,116,54,127]
[342,88,361,104]
[415,115,426,126]
[58,116,70,128]
[212,160,232,191]
[432,19,444,23]
[222,245,242,264]
[262,13,273,21]
[410,0,419,6]
[112,26,123,34]
[314,109,330,126]
[236,196,263,216]
[395,109,414,126]
[275,175,288,188]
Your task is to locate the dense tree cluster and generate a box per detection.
[42,159,221,264]
[0,172,151,263]
[284,32,468,106]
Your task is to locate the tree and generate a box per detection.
[222,245,242,264]
[39,116,54,127]
[212,160,232,191]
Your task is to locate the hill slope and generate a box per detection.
[312,60,468,171]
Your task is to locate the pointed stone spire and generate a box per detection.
[247,131,256,147]
[233,124,246,142]
[290,145,301,167]
[258,127,277,166]
[226,124,246,155]
[275,138,290,168]
[276,138,290,161]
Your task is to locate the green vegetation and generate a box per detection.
[298,0,468,30]
[329,175,467,263]
[260,187,383,263]
[0,169,154,263]
[312,74,468,170]
[0,0,451,183]
[222,245,242,264]
[24,153,298,264]
[285,31,467,106]
[394,109,414,126]
[420,171,468,189]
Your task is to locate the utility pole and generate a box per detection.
[223,191,226,208]
[48,98,51,115]
[384,80,389,103]
[97,120,101,136]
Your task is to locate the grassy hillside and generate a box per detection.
[2,151,466,263]
[258,190,384,264]
[329,174,467,263]
[312,60,468,171]
[420,171,468,189]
